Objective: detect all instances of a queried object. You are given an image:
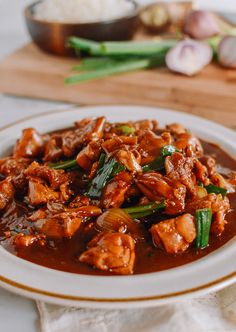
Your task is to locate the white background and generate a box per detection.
[0,1,236,331]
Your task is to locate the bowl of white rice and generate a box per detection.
[24,0,140,56]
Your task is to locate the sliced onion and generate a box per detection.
[218,36,236,68]
[96,208,143,240]
[166,39,213,76]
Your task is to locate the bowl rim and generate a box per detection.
[24,0,140,26]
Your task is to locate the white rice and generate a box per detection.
[34,0,135,23]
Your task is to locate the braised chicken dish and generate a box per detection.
[0,117,236,275]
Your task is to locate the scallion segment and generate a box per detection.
[49,159,77,170]
[195,208,212,249]
[142,145,180,172]
[123,201,165,219]
[65,57,164,84]
[87,153,125,198]
[160,145,180,157]
[67,37,101,55]
[142,156,165,172]
[117,125,135,135]
[100,40,177,56]
[205,184,227,197]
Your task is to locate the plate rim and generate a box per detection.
[0,104,236,308]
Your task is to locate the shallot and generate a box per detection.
[166,39,213,76]
[218,36,236,68]
[183,10,220,40]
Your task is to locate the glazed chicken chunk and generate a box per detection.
[186,193,230,236]
[13,128,45,158]
[34,212,82,238]
[150,214,196,254]
[79,232,135,275]
[0,177,15,210]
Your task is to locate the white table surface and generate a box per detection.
[0,0,235,331]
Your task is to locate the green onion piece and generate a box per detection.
[101,40,177,56]
[65,57,161,84]
[117,125,135,135]
[128,210,158,219]
[195,208,213,249]
[123,201,165,216]
[160,145,180,157]
[197,181,204,187]
[87,154,124,198]
[142,145,179,172]
[67,37,101,55]
[205,184,227,197]
[49,159,77,170]
[142,156,165,172]
[72,58,122,71]
[111,162,126,177]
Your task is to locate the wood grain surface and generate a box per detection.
[0,43,235,129]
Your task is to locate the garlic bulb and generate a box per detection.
[218,36,236,68]
[166,39,213,76]
[183,10,220,40]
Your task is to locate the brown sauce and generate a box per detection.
[1,141,236,275]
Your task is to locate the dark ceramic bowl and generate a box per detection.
[24,0,140,56]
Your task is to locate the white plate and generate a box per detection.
[0,105,236,309]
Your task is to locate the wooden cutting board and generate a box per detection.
[0,42,236,129]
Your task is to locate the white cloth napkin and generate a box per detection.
[37,284,236,332]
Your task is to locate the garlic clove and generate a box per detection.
[183,10,220,40]
[166,39,213,76]
[218,36,236,68]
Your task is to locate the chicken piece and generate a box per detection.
[165,153,196,197]
[150,214,196,254]
[0,157,31,177]
[28,179,60,206]
[76,141,101,170]
[186,193,230,236]
[0,157,31,190]
[133,119,158,131]
[28,208,47,222]
[13,128,44,158]
[35,212,82,238]
[228,171,236,186]
[200,156,216,177]
[62,117,105,157]
[166,123,186,135]
[0,177,15,210]
[69,195,91,208]
[115,149,142,172]
[194,159,210,186]
[136,172,186,215]
[25,161,68,190]
[44,134,63,162]
[138,130,171,165]
[79,232,135,275]
[102,135,137,155]
[174,133,203,158]
[211,173,234,193]
[101,171,133,209]
[14,233,46,247]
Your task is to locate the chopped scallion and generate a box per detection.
[205,184,227,197]
[142,145,180,172]
[117,125,135,135]
[87,154,124,198]
[195,208,212,249]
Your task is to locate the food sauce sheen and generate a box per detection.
[0,141,236,275]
